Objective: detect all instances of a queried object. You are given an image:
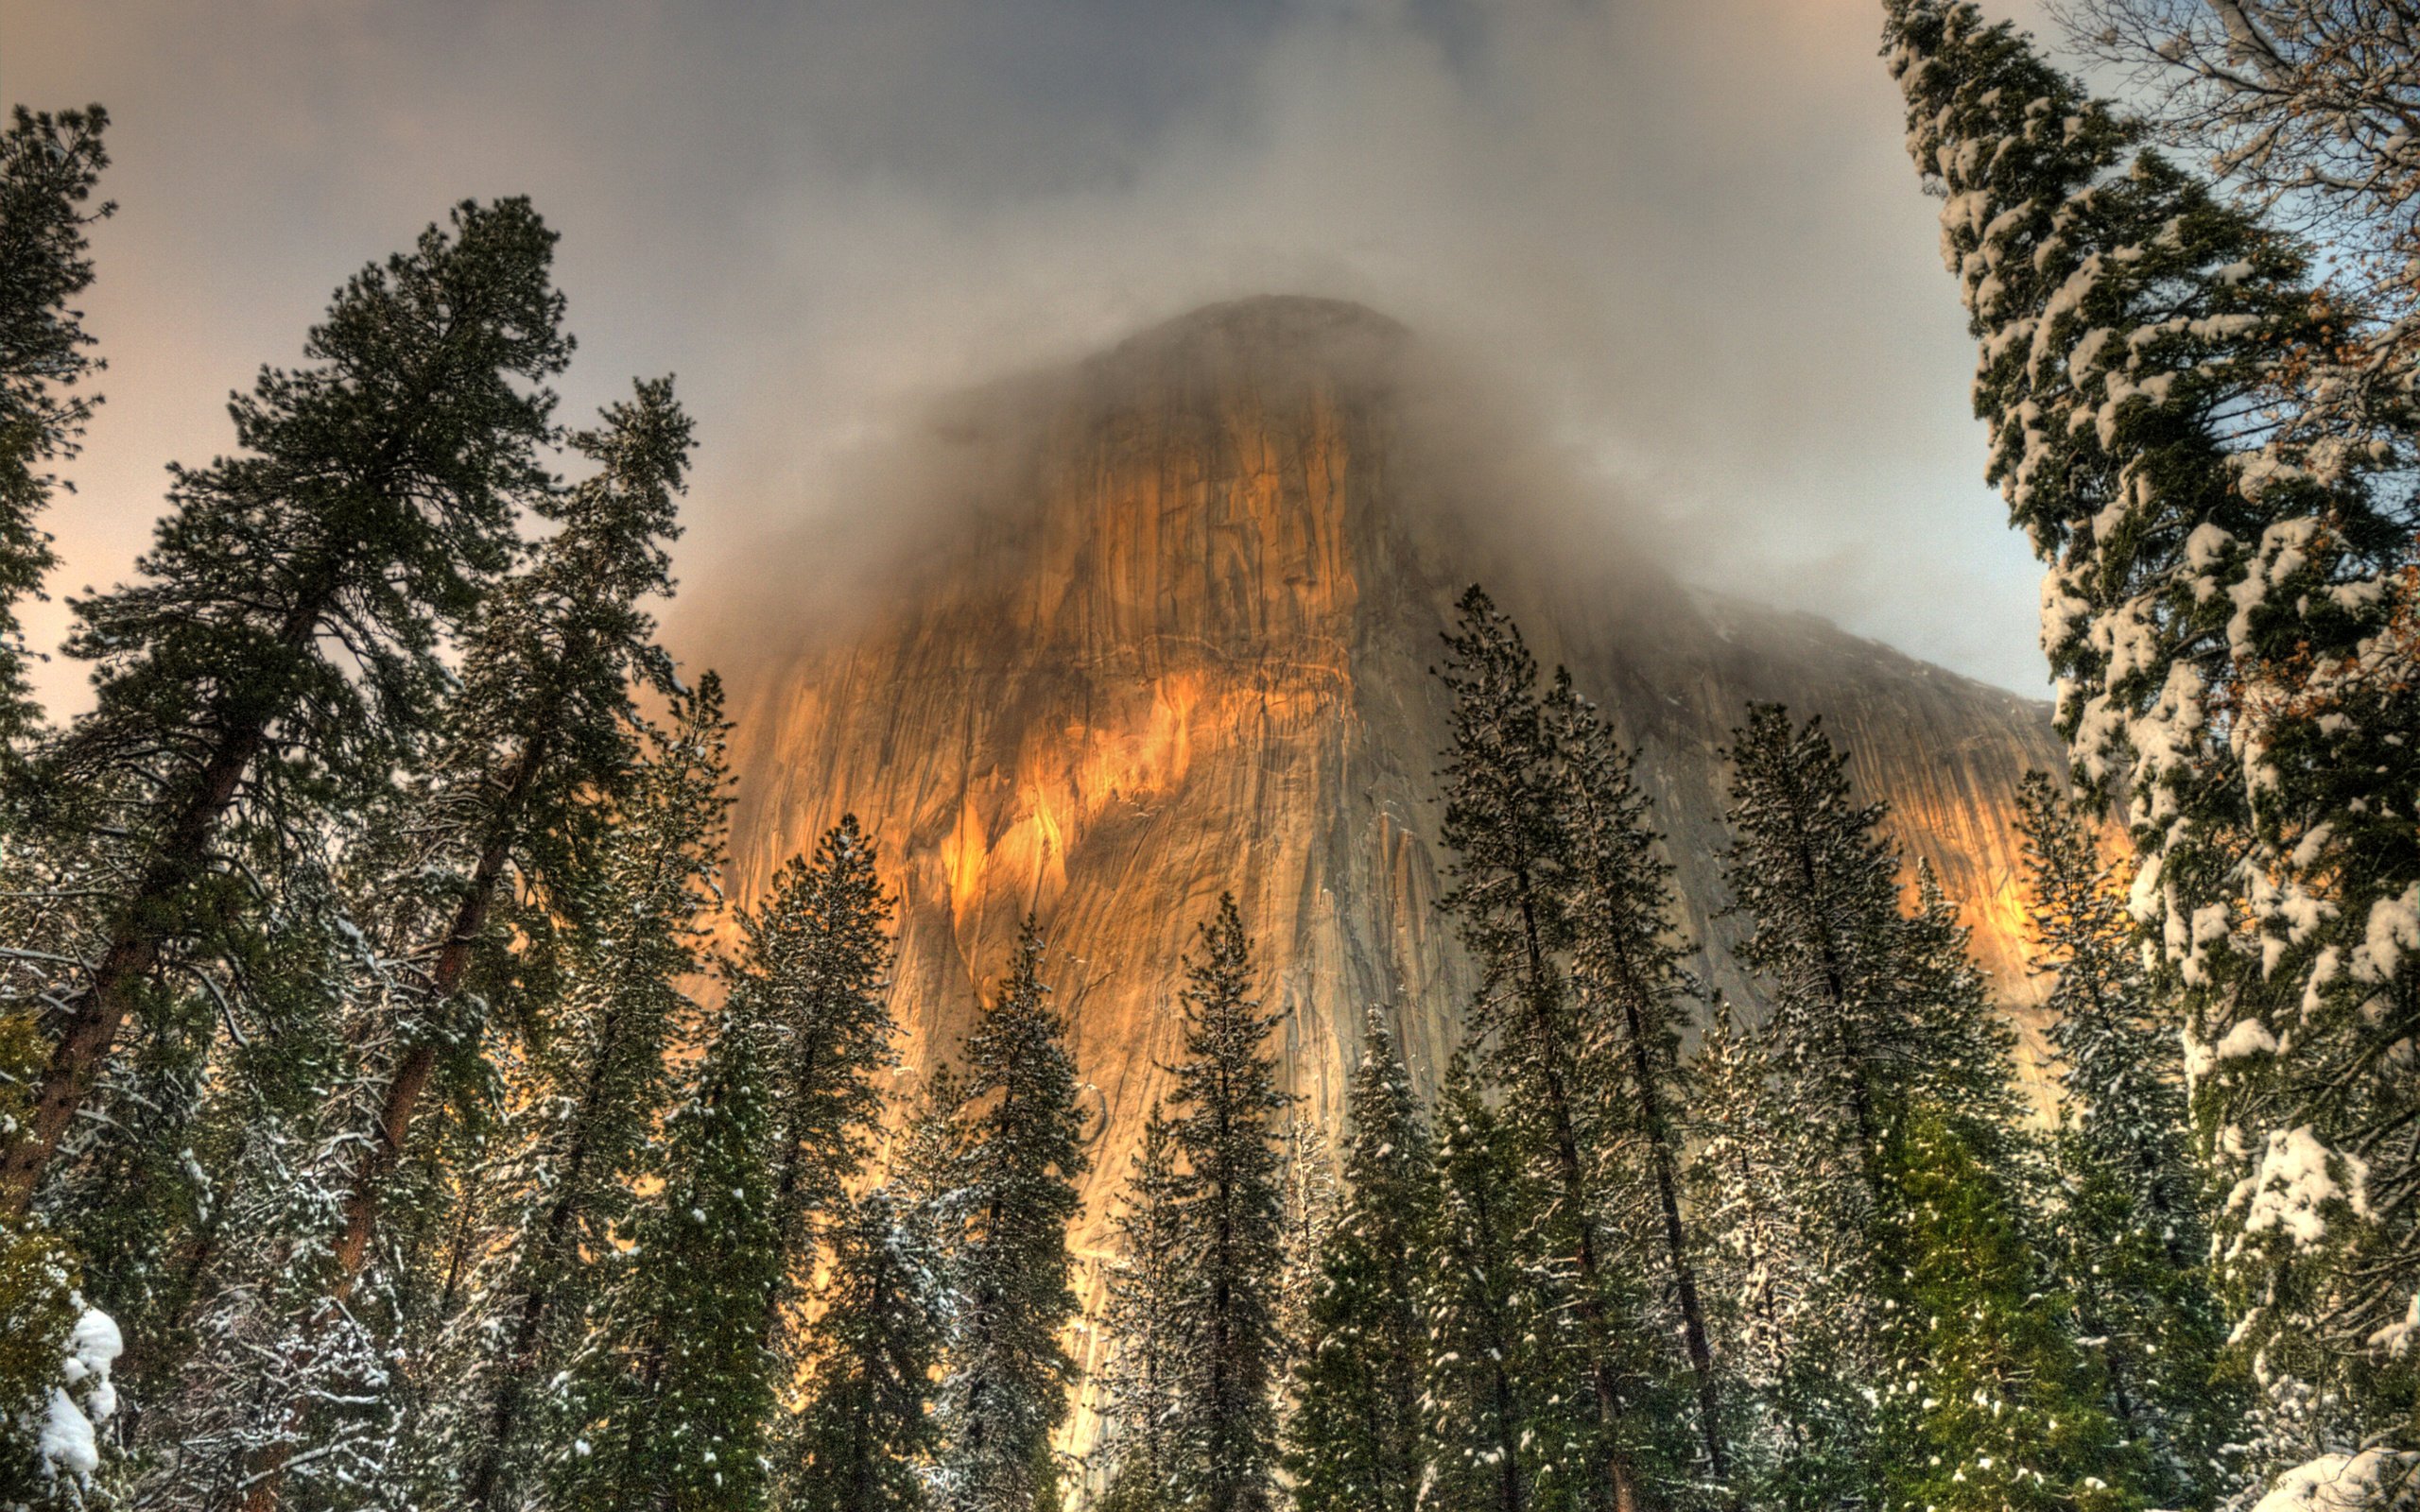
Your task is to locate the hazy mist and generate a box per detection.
[10,0,2066,709]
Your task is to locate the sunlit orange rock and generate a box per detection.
[714,295,2065,1445]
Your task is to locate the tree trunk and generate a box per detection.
[0,716,270,1213]
[1605,958,1728,1486]
[1513,879,1648,1512]
[466,927,646,1512]
[334,729,550,1297]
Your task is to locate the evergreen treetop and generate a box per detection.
[0,103,111,752]
[939,917,1088,1512]
[1167,894,1289,1512]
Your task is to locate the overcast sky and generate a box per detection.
[9,0,2070,703]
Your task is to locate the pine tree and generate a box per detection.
[1721,703,1912,1221]
[788,1185,946,1512]
[452,675,732,1510]
[1164,896,1289,1512]
[321,374,695,1303]
[0,102,111,754]
[2016,772,2229,1503]
[1434,585,1664,1512]
[937,919,1088,1512]
[159,375,684,1503]
[736,816,896,1414]
[1418,1053,1582,1512]
[561,1001,783,1512]
[1718,704,2031,1504]
[1543,673,1724,1486]
[1,198,573,1212]
[1097,1107,1187,1512]
[1285,1008,1430,1512]
[118,841,391,1511]
[1873,866,2139,1512]
[1883,0,2420,1478]
[1685,1005,1845,1510]
[1876,1104,2139,1512]
[1273,1113,1340,1418]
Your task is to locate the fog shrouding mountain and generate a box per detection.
[700,297,2065,1450]
[15,0,2066,723]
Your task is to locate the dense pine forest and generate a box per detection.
[1,0,2417,1507]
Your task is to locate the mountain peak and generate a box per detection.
[1098,294,1410,376]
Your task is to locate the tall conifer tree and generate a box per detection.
[738,818,897,1404]
[1544,673,1724,1485]
[1883,0,2420,1477]
[938,919,1088,1512]
[1285,1009,1430,1512]
[2016,772,2228,1503]
[453,675,731,1511]
[1436,585,1666,1512]
[0,102,110,752]
[560,1000,783,1512]
[788,1185,946,1512]
[3,198,573,1211]
[1685,1006,1844,1509]
[323,374,695,1303]
[1877,1105,2139,1512]
[1418,1053,1581,1512]
[1166,896,1289,1512]
[1719,705,2031,1503]
[1098,1107,1187,1512]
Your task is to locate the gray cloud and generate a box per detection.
[10,0,2066,709]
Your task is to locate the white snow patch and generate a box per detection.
[2369,1290,2420,1361]
[37,1307,122,1482]
[2253,1450,2411,1512]
[2214,1019,2279,1060]
[2352,885,2420,985]
[2231,1126,2371,1252]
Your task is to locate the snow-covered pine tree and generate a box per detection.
[0,102,110,754]
[1684,1005,1842,1510]
[441,674,731,1511]
[734,816,897,1425]
[1273,1112,1340,1422]
[1883,0,2420,1481]
[1720,704,1912,1224]
[120,866,401,1509]
[557,999,783,1512]
[174,376,700,1512]
[2016,771,2229,1503]
[1418,1051,1582,1512]
[1434,585,1665,1512]
[2,198,573,1213]
[787,1185,947,1512]
[1165,895,1289,1512]
[1873,863,2142,1511]
[1717,704,2019,1503]
[936,919,1088,1512]
[1097,1106,1187,1512]
[1285,1008,1431,1512]
[1542,672,1725,1486]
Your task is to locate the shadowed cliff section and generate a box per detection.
[703,294,2064,1445]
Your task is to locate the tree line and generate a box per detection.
[1084,587,2230,1512]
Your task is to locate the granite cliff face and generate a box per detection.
[715,295,2064,1430]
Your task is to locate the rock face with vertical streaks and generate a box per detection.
[714,294,2064,1441]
